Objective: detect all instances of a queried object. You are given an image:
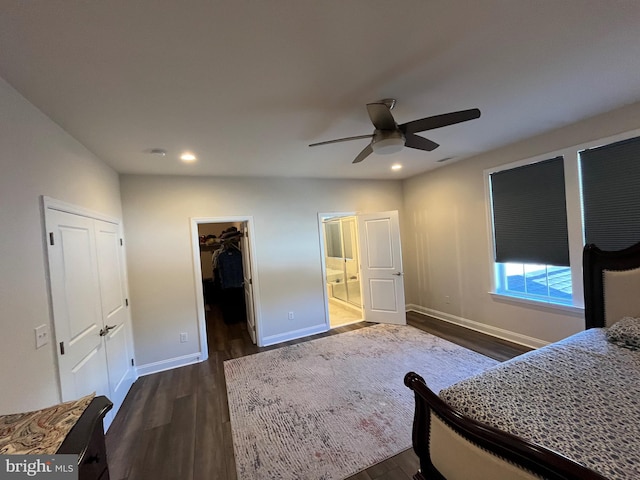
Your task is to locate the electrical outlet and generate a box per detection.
[288,311,294,320]
[180,332,188,343]
[35,324,50,349]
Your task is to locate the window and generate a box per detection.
[580,136,640,250]
[487,130,640,309]
[495,263,573,305]
[489,156,572,305]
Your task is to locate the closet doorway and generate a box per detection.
[191,217,260,359]
[320,214,364,328]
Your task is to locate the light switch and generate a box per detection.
[35,324,50,349]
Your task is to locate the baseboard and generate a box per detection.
[261,323,328,347]
[406,304,549,349]
[136,352,202,377]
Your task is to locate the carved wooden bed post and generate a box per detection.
[405,372,442,480]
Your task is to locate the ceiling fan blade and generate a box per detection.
[352,144,373,164]
[399,108,481,134]
[309,134,373,147]
[366,103,397,131]
[404,132,439,152]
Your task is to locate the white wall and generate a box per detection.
[403,101,640,346]
[120,175,403,368]
[0,77,122,413]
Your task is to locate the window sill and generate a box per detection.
[489,292,584,316]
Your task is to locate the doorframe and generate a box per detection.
[41,196,137,418]
[190,216,262,357]
[317,212,362,329]
[43,196,121,224]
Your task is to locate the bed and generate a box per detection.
[405,241,640,479]
[0,394,112,480]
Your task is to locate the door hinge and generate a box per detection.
[131,358,134,366]
[49,232,55,246]
[120,238,123,246]
[59,342,65,355]
[125,298,129,306]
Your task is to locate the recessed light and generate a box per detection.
[180,152,197,162]
[391,164,402,171]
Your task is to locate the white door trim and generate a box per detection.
[190,216,262,355]
[43,196,121,224]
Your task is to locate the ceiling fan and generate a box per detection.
[309,99,481,164]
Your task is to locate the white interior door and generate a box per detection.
[45,203,135,429]
[241,224,257,344]
[94,220,135,418]
[46,210,111,402]
[357,210,406,325]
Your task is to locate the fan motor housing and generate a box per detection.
[371,130,405,154]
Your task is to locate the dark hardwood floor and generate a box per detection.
[105,307,531,480]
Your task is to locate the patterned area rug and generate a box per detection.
[224,323,499,480]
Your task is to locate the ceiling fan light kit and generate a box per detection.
[371,130,405,154]
[309,99,481,164]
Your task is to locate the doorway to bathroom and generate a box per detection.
[321,214,363,328]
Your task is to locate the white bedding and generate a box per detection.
[439,328,640,479]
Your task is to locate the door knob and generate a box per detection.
[99,324,117,336]
[392,272,403,276]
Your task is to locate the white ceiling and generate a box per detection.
[1,1,640,180]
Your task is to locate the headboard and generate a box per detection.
[583,241,640,329]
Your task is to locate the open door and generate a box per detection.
[357,210,406,325]
[192,216,261,355]
[241,224,257,344]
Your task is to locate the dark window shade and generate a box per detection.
[491,156,569,266]
[581,136,640,250]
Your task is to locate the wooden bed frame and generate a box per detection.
[404,242,640,480]
[56,396,113,480]
[404,373,606,480]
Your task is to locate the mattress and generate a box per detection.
[439,328,640,479]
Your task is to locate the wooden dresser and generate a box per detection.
[57,396,113,480]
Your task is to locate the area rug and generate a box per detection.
[224,323,499,480]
